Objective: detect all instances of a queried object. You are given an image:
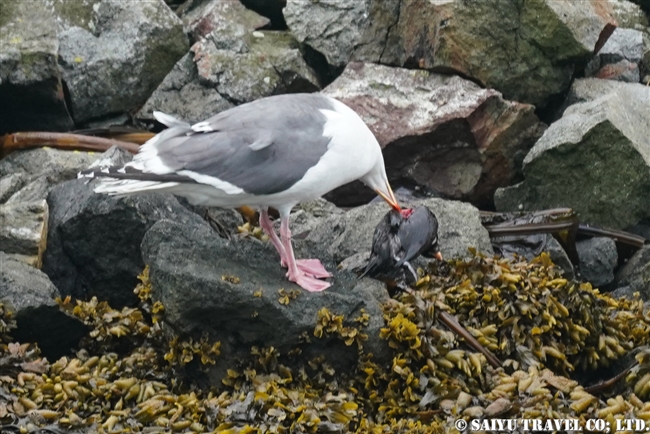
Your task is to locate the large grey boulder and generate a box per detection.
[0,1,74,134]
[306,198,493,265]
[322,63,545,208]
[284,0,396,69]
[0,253,87,360]
[192,30,320,105]
[43,177,205,309]
[495,85,650,230]
[56,0,188,123]
[142,217,391,383]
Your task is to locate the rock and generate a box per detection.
[42,175,208,309]
[182,0,270,43]
[576,237,618,288]
[56,0,188,123]
[495,85,650,230]
[239,0,287,29]
[616,244,650,300]
[559,78,644,116]
[0,0,74,134]
[0,173,27,204]
[0,252,87,360]
[626,218,650,240]
[288,198,344,237]
[586,28,644,82]
[0,200,48,268]
[306,198,493,265]
[193,29,320,104]
[142,217,391,382]
[284,0,396,69]
[493,234,575,280]
[609,0,649,28]
[378,0,617,107]
[0,148,96,202]
[5,177,50,205]
[136,53,233,125]
[322,62,545,208]
[139,1,319,122]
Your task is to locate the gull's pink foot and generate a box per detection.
[295,258,331,279]
[287,270,331,292]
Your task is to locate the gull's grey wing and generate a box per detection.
[151,94,335,195]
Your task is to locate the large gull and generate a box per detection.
[79,93,401,292]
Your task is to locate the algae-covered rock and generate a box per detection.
[495,86,650,230]
[56,0,188,123]
[141,217,391,382]
[193,29,320,104]
[380,0,616,107]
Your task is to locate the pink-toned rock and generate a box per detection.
[323,62,545,207]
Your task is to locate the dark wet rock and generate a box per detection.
[56,0,188,123]
[142,217,391,382]
[284,0,396,69]
[0,1,74,135]
[616,244,650,300]
[136,53,234,125]
[0,200,48,268]
[626,218,650,240]
[378,0,616,108]
[42,176,205,309]
[306,198,493,265]
[0,252,87,360]
[576,237,618,288]
[586,28,644,82]
[323,62,545,208]
[0,148,96,202]
[495,85,650,230]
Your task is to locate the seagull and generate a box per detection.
[361,206,441,285]
[79,93,400,292]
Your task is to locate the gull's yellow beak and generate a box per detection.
[375,183,401,212]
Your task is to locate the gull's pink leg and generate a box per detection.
[259,209,331,278]
[259,208,287,266]
[280,216,330,292]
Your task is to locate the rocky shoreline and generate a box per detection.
[1,0,650,432]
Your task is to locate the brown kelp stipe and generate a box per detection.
[1,132,141,158]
